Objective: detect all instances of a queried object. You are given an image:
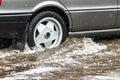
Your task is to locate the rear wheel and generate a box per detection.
[27,11,67,50]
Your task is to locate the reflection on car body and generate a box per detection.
[0,0,120,50]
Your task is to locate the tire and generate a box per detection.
[27,11,67,50]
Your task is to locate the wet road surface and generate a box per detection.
[0,38,120,80]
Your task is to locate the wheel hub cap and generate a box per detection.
[44,32,51,39]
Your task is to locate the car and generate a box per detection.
[0,0,120,50]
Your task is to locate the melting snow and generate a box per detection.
[23,44,45,54]
[85,76,120,80]
[0,38,119,80]
[3,67,61,80]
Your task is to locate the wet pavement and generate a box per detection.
[0,38,120,80]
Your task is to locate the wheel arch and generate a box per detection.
[29,1,71,33]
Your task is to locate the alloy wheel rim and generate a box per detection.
[33,17,63,49]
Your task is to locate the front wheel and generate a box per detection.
[27,11,67,50]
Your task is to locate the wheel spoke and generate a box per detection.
[46,21,55,30]
[44,41,53,48]
[35,33,47,44]
[37,24,46,33]
[35,31,58,45]
[51,30,59,40]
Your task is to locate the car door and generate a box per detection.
[0,0,60,14]
[0,0,45,14]
[117,0,120,26]
[60,0,118,31]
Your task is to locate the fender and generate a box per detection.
[32,1,67,12]
[32,1,72,31]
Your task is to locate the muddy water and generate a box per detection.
[0,38,120,80]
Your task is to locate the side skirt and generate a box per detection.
[69,28,120,37]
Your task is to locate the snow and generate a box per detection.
[0,50,19,58]
[15,67,60,74]
[0,38,119,79]
[73,38,107,55]
[3,67,61,80]
[85,76,120,80]
[0,44,45,58]
[23,44,45,54]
